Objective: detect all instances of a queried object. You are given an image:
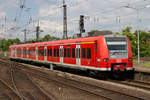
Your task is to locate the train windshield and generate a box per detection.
[105,37,128,59]
[108,45,126,51]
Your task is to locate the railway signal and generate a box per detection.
[79,15,85,37]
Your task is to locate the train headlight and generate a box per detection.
[97,59,101,62]
[128,58,132,61]
[103,58,109,62]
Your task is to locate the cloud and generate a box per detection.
[0,0,150,40]
[39,5,61,18]
[0,12,6,19]
[40,20,63,32]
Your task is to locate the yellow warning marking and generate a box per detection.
[82,42,95,44]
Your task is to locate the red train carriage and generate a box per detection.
[9,36,134,79]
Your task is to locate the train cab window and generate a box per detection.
[57,48,59,57]
[68,48,70,58]
[72,48,75,58]
[87,48,91,59]
[54,49,56,57]
[64,48,67,57]
[82,48,86,58]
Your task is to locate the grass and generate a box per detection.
[133,59,150,67]
[0,54,9,59]
[142,62,150,67]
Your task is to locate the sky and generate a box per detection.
[0,0,150,41]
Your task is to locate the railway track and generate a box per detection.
[10,67,55,100]
[111,80,150,91]
[0,58,55,100]
[21,65,148,100]
[0,58,150,100]
[0,78,22,100]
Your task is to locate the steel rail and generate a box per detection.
[0,78,22,100]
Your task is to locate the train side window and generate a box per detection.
[50,49,52,56]
[82,48,86,58]
[87,48,91,59]
[68,48,70,58]
[28,49,30,55]
[38,49,44,56]
[54,49,56,57]
[72,48,75,58]
[64,48,67,57]
[30,49,31,55]
[26,48,28,55]
[33,49,35,56]
[57,48,59,57]
[38,49,40,56]
[39,49,40,56]
[47,49,50,56]
[24,49,26,55]
[31,49,33,56]
[42,49,44,56]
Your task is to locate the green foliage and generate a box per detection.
[116,26,150,57]
[90,30,100,33]
[41,34,52,41]
[40,34,60,42]
[0,38,20,51]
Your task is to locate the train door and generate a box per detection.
[10,48,14,57]
[60,46,63,63]
[76,45,81,66]
[26,47,29,58]
[15,48,17,57]
[21,48,23,58]
[44,46,47,61]
[36,46,38,60]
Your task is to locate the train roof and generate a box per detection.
[9,36,127,48]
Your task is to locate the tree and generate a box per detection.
[40,34,60,42]
[116,26,150,57]
[41,34,52,41]
[0,38,20,51]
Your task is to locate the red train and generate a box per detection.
[9,36,134,79]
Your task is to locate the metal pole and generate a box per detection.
[36,20,40,41]
[63,0,67,39]
[137,9,140,64]
[24,29,27,43]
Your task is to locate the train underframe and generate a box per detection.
[10,58,134,80]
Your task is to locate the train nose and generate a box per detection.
[113,64,125,71]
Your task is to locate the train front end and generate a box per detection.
[105,36,134,79]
